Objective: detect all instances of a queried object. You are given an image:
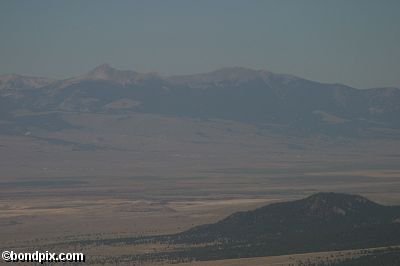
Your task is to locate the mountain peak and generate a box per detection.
[92,63,114,71]
[301,192,377,217]
[81,64,160,85]
[86,63,119,79]
[167,66,299,86]
[207,67,271,81]
[212,66,265,74]
[82,64,141,84]
[306,192,371,204]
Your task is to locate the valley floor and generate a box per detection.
[1,113,400,265]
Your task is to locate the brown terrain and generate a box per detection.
[1,111,400,265]
[1,66,400,265]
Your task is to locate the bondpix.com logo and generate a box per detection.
[2,250,85,263]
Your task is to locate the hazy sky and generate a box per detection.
[0,0,399,88]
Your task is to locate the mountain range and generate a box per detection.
[1,64,399,137]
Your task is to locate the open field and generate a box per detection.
[1,113,400,264]
[2,169,400,247]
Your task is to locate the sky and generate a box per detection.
[0,0,399,89]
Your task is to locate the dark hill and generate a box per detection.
[165,193,400,260]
